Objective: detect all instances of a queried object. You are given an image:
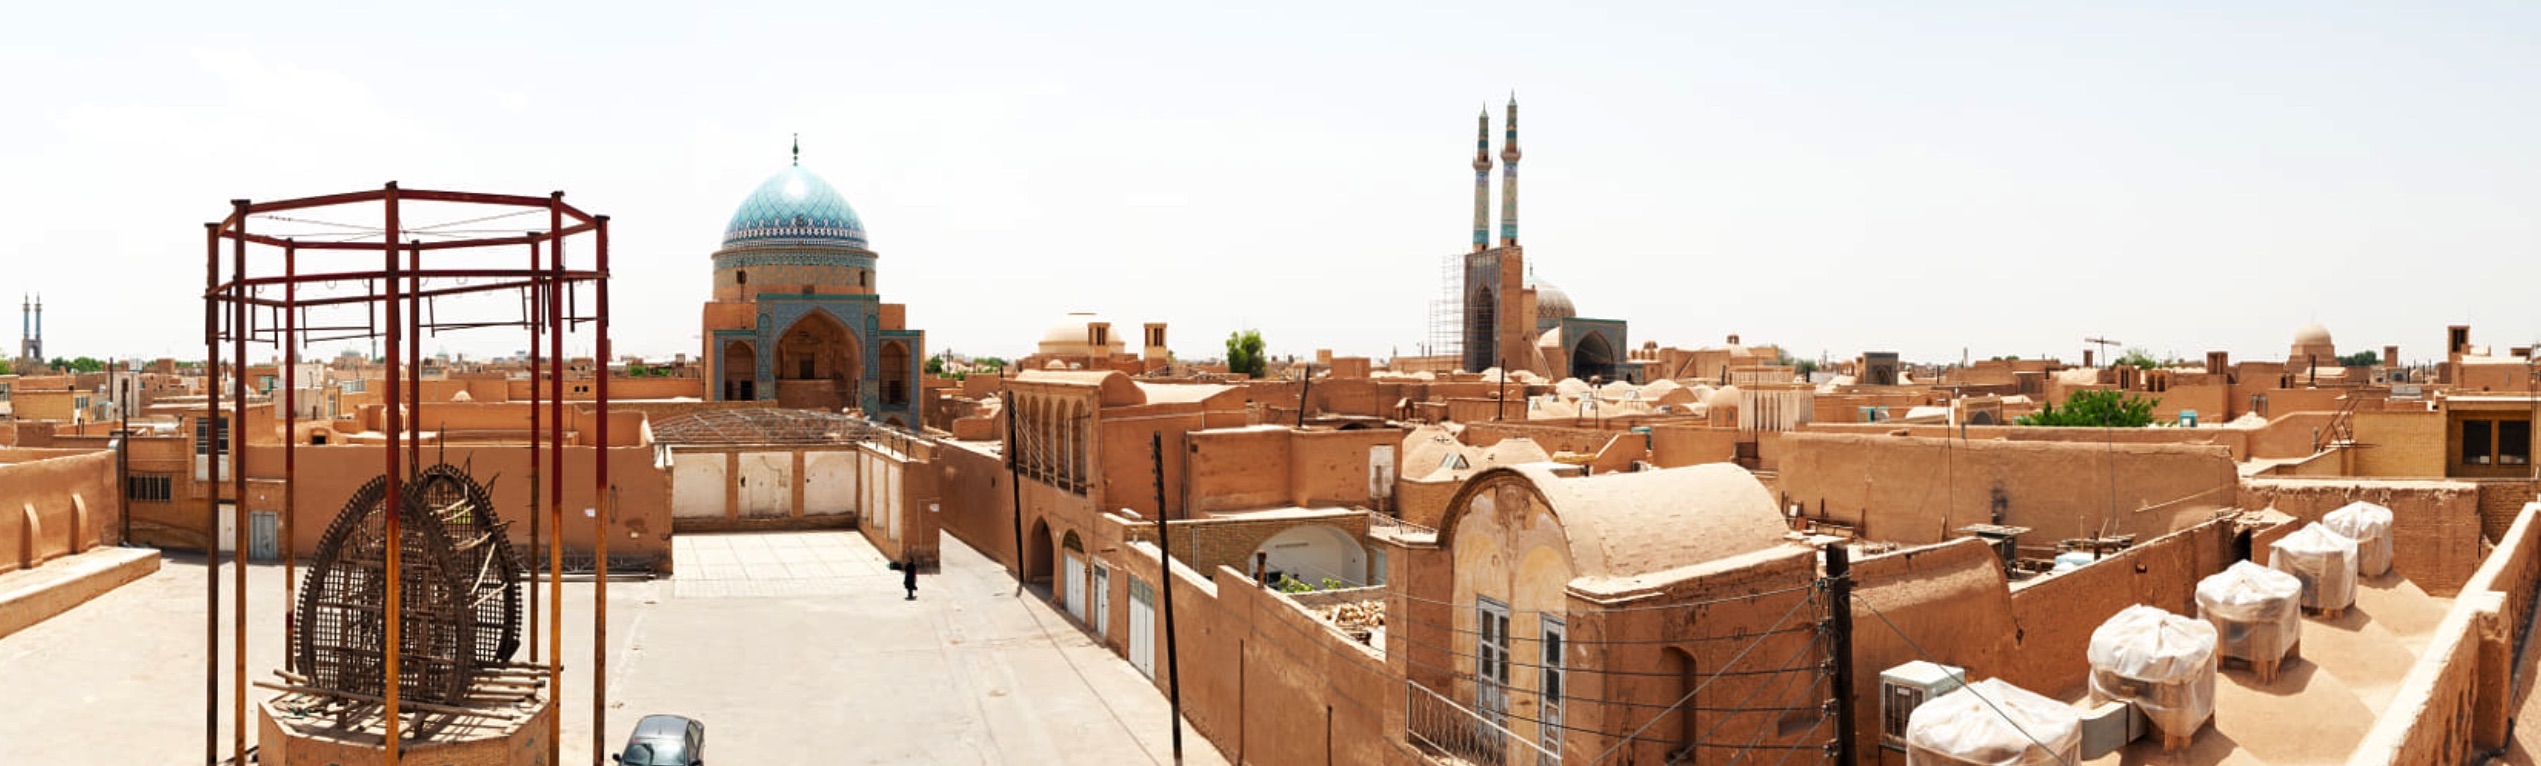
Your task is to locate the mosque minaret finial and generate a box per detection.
[1472,108,1494,253]
[1499,94,1521,247]
[792,133,800,166]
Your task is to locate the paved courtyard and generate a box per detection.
[0,532,1220,765]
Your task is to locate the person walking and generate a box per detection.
[902,554,919,600]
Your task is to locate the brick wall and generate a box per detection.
[1157,512,1372,582]
[2476,479,2537,542]
[2003,517,2240,698]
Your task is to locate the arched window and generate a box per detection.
[735,269,748,285]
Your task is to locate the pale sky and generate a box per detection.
[3,2,2536,368]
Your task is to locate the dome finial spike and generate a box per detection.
[792,133,800,166]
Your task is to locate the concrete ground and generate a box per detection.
[2081,570,2451,765]
[0,532,1221,765]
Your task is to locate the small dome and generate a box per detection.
[1706,384,1742,410]
[2294,322,2332,346]
[1527,275,1577,324]
[1038,312,1127,356]
[723,166,868,249]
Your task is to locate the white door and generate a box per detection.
[670,453,728,519]
[1539,615,1566,764]
[1063,555,1089,623]
[217,503,237,554]
[1128,578,1156,679]
[737,452,792,518]
[1091,563,1111,639]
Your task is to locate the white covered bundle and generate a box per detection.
[2195,560,2304,664]
[2086,605,2218,740]
[1904,678,2084,766]
[2323,501,2395,577]
[2270,522,2359,611]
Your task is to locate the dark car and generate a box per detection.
[612,714,706,766]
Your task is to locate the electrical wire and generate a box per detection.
[1856,591,2071,766]
[1588,587,1820,763]
[1390,580,1821,613]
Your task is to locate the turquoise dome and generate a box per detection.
[722,166,868,248]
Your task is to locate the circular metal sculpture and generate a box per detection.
[294,465,522,706]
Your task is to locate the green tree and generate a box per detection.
[2017,389,2158,428]
[2337,350,2380,367]
[1794,360,1818,378]
[0,358,11,375]
[2113,347,2158,370]
[924,354,946,375]
[1224,330,1266,378]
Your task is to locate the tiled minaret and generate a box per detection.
[1472,109,1493,253]
[1498,95,1521,247]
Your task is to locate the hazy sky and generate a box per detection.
[4,2,2536,368]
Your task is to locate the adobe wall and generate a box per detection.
[1558,548,1825,765]
[1844,538,2018,759]
[1288,428,1401,509]
[2350,501,2541,764]
[1188,428,1290,513]
[2475,480,2538,543]
[2237,478,2485,595]
[855,440,942,570]
[189,443,672,569]
[1459,421,1621,457]
[1777,433,2237,546]
[1646,424,1739,467]
[2002,517,2241,698]
[933,441,1019,573]
[1800,422,2253,461]
[0,450,119,575]
[2150,382,2232,423]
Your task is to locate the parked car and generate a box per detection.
[611,714,706,766]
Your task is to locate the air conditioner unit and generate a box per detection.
[1880,661,1968,751]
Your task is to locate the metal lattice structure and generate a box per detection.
[651,407,877,445]
[294,465,522,707]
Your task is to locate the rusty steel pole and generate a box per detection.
[201,220,220,766]
[230,199,250,766]
[283,240,298,673]
[382,184,405,766]
[546,198,567,766]
[526,236,542,666]
[591,212,613,766]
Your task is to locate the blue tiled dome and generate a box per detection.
[722,166,867,248]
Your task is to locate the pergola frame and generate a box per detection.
[202,183,613,766]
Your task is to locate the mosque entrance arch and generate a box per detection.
[1571,332,1616,382]
[776,310,861,410]
[721,341,757,401]
[880,340,912,407]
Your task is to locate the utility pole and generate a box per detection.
[2084,336,2121,367]
[1005,390,1028,595]
[1826,544,1857,766]
[1150,432,1185,763]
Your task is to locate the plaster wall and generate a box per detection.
[2352,410,2448,477]
[932,441,1019,573]
[215,442,671,569]
[2350,500,2541,764]
[1844,538,2018,760]
[1645,425,1739,467]
[2002,517,2240,698]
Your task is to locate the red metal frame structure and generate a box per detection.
[203,183,613,766]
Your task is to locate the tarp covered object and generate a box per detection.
[2087,605,2218,740]
[1905,677,2084,766]
[2323,501,2395,577]
[2270,522,2359,611]
[2195,560,2303,664]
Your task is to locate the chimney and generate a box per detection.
[2083,349,2096,368]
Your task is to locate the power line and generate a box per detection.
[1588,586,1822,763]
[1855,591,2071,766]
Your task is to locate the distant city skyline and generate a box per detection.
[4,2,2536,369]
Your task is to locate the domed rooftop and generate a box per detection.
[2294,322,2333,347]
[1038,312,1128,356]
[1527,275,1576,324]
[723,165,868,249]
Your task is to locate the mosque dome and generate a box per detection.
[1527,275,1577,324]
[722,166,868,249]
[2293,322,2333,347]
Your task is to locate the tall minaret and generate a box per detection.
[18,295,27,362]
[1498,94,1521,247]
[1471,109,1494,252]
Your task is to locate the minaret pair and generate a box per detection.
[1467,96,1521,252]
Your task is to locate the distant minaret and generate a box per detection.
[17,295,27,362]
[1471,109,1493,253]
[792,133,800,166]
[1498,95,1521,247]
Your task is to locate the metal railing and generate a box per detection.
[1406,682,1555,766]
